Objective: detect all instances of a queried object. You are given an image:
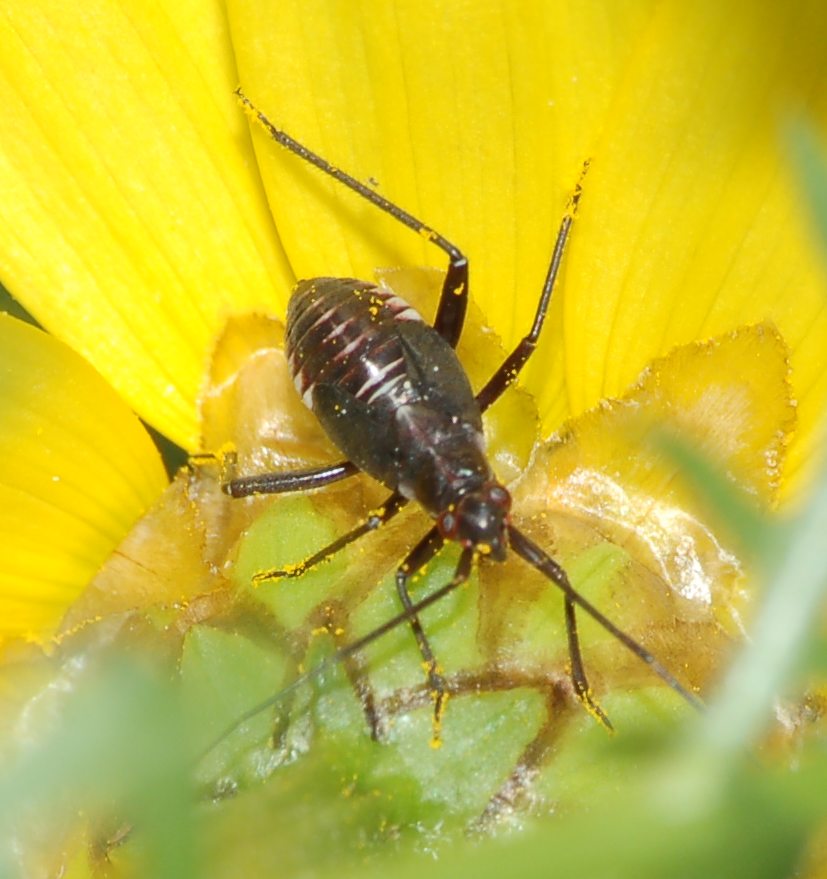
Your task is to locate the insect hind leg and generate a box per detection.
[236,89,469,349]
[431,257,469,349]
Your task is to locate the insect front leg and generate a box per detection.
[248,490,408,741]
[198,548,476,764]
[307,600,385,742]
[395,526,451,743]
[563,597,612,730]
[252,490,409,584]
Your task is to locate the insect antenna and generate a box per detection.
[198,548,475,763]
[507,524,704,710]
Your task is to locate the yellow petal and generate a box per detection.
[554,3,827,498]
[227,0,654,339]
[0,314,167,643]
[0,0,291,450]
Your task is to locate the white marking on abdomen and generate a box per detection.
[308,305,338,332]
[302,384,314,408]
[354,356,404,400]
[334,328,370,362]
[381,293,424,323]
[366,371,406,405]
[325,315,355,342]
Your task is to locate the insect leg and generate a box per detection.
[507,524,704,711]
[253,491,408,584]
[395,527,454,740]
[564,597,613,730]
[475,164,588,414]
[236,89,468,346]
[431,255,469,349]
[199,548,475,763]
[224,460,359,497]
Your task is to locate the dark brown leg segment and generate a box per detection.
[236,88,468,349]
[224,460,359,498]
[254,491,408,584]
[395,527,450,735]
[475,166,588,414]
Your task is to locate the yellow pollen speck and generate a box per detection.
[428,675,448,749]
[574,682,613,733]
[410,563,428,582]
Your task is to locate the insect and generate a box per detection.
[222,89,702,746]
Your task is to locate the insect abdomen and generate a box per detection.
[286,277,423,411]
[285,276,487,503]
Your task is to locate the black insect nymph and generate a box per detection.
[219,88,702,745]
[287,276,511,560]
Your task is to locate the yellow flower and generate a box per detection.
[0,0,827,672]
[2,1,825,647]
[0,1,826,872]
